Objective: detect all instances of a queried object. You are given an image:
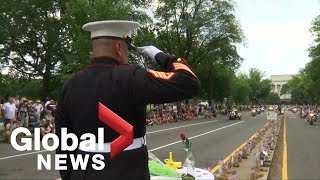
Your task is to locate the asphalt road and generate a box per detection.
[286,111,320,180]
[0,111,269,180]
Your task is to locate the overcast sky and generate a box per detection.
[234,0,320,77]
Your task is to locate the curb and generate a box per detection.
[211,117,282,179]
[210,132,257,173]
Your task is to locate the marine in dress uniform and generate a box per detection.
[55,20,200,180]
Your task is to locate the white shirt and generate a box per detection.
[33,104,43,115]
[45,101,51,108]
[2,102,17,119]
[173,106,178,113]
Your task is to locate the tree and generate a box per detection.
[1,0,245,102]
[276,15,320,105]
[247,68,272,104]
[281,71,311,104]
[148,0,244,103]
[231,73,251,105]
[0,0,69,99]
[265,92,280,105]
[0,73,42,99]
[0,0,149,99]
[280,83,289,95]
[302,14,320,104]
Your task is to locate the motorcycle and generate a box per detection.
[251,109,257,117]
[292,108,297,113]
[279,109,284,115]
[308,112,316,125]
[257,108,261,114]
[220,108,228,115]
[300,110,308,119]
[229,110,241,120]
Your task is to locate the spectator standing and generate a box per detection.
[2,97,17,127]
[45,97,51,108]
[17,97,29,128]
[33,100,43,121]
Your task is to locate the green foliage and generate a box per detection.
[0,73,42,99]
[0,0,147,99]
[228,69,272,105]
[245,68,272,104]
[1,0,245,102]
[0,0,69,99]
[146,0,245,103]
[264,92,280,105]
[231,73,251,105]
[281,15,320,105]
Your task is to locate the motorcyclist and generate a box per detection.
[232,107,240,117]
[278,105,282,115]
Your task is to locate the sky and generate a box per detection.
[234,0,320,77]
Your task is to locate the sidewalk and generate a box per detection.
[212,118,282,180]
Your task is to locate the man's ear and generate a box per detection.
[114,41,122,57]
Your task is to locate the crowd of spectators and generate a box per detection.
[0,96,56,143]
[0,96,266,142]
[146,104,253,126]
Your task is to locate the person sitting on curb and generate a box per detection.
[40,119,52,138]
[146,114,154,126]
[5,118,19,143]
[45,110,55,133]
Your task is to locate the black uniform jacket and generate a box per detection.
[55,52,200,179]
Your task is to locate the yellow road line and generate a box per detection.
[282,113,288,180]
[210,132,257,174]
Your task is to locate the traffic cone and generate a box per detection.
[233,153,240,167]
[228,170,239,180]
[238,150,242,163]
[249,140,255,151]
[227,159,233,170]
[254,158,264,179]
[250,167,256,180]
[241,146,248,159]
[216,162,229,180]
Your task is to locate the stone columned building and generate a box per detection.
[270,74,295,100]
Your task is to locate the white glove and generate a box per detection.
[136,46,163,61]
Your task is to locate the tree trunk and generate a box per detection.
[42,74,50,101]
[209,86,213,106]
[185,99,189,104]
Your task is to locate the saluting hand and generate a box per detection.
[136,46,163,61]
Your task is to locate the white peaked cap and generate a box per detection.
[82,20,141,39]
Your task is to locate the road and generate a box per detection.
[0,111,269,180]
[286,111,320,180]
